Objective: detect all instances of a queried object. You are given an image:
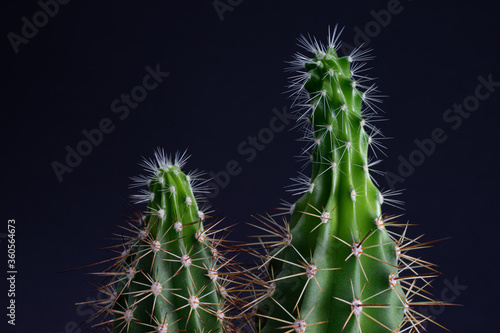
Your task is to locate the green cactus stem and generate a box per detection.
[252,28,448,333]
[89,149,238,332]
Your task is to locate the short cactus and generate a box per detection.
[87,150,239,332]
[251,29,448,332]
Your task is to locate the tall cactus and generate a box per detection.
[252,29,447,332]
[88,149,239,332]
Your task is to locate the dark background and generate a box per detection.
[2,0,499,332]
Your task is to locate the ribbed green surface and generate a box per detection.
[256,37,405,332]
[104,153,227,332]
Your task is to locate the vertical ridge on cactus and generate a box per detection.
[250,28,450,333]
[84,148,242,332]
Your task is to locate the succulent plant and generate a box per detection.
[250,28,449,333]
[82,28,450,333]
[86,150,241,332]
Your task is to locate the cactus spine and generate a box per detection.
[253,30,445,332]
[90,150,236,332]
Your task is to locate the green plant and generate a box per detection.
[251,29,448,332]
[83,29,450,333]
[88,150,240,332]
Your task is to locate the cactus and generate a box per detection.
[80,28,451,333]
[251,29,448,332]
[87,149,240,332]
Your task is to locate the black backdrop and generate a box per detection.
[2,0,499,332]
